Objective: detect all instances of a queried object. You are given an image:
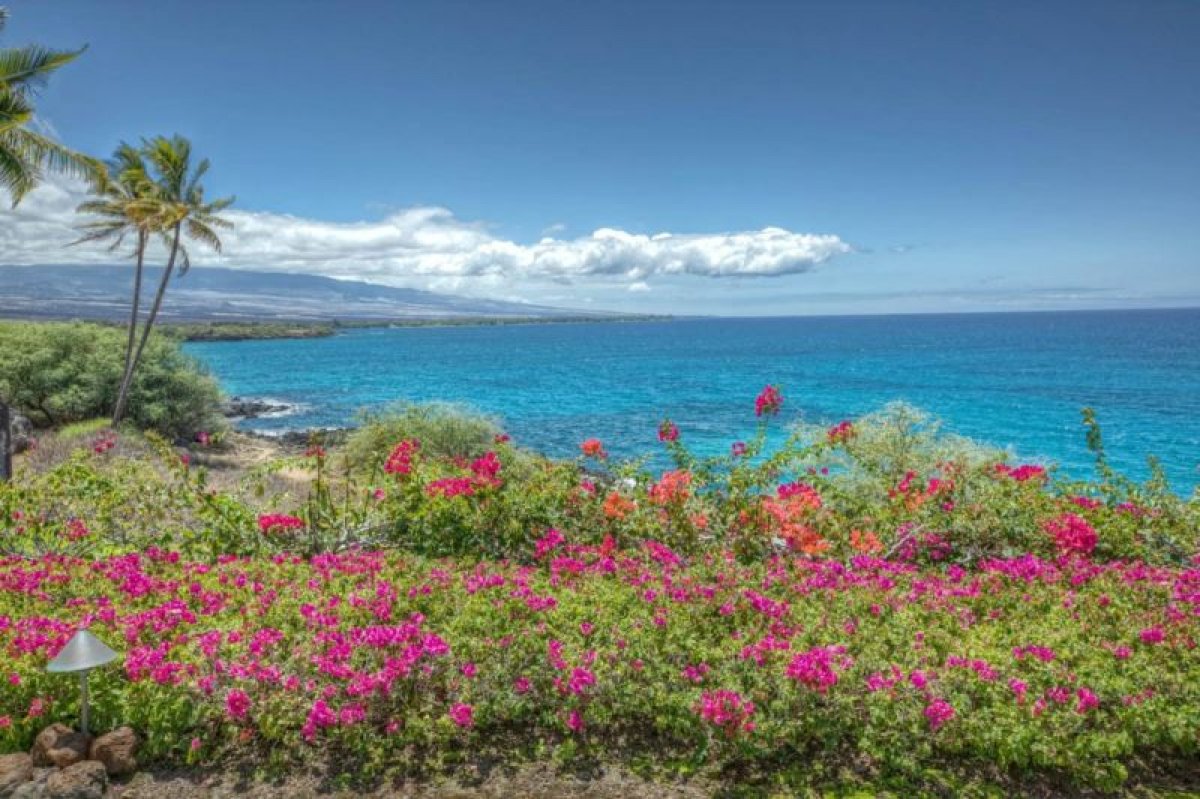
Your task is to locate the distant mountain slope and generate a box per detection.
[0,265,588,321]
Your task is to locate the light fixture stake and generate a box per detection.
[46,630,118,735]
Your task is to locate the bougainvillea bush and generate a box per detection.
[1,388,1198,792]
[4,392,1195,566]
[1,545,1198,792]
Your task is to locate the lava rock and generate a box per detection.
[0,752,33,799]
[222,397,290,419]
[30,724,91,769]
[9,413,34,454]
[10,767,52,799]
[44,762,105,799]
[88,726,138,776]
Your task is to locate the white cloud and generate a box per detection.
[0,177,852,296]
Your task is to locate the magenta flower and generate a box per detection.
[225,689,251,721]
[535,528,565,559]
[696,689,756,735]
[658,420,680,443]
[1043,513,1098,556]
[786,645,850,693]
[1076,687,1100,714]
[449,702,474,728]
[924,698,955,731]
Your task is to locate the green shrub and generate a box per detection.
[0,320,224,440]
[345,403,504,467]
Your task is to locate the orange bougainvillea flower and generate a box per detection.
[649,470,693,505]
[759,493,829,555]
[603,491,636,520]
[851,529,884,555]
[783,523,830,555]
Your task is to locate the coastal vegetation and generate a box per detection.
[0,321,223,439]
[1,6,1197,797]
[162,322,337,342]
[1,390,1197,795]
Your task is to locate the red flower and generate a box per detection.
[754,385,783,417]
[658,420,679,443]
[384,439,420,475]
[826,420,855,444]
[580,438,607,459]
[426,478,475,498]
[649,470,692,505]
[995,463,1047,482]
[257,513,304,535]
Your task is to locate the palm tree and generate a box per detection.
[74,144,168,424]
[0,7,100,482]
[0,6,101,205]
[111,135,234,426]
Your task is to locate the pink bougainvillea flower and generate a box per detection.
[754,384,783,417]
[1043,513,1097,556]
[696,689,756,735]
[226,689,251,721]
[257,514,304,535]
[449,702,474,728]
[924,698,955,731]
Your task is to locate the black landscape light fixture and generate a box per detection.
[46,630,119,735]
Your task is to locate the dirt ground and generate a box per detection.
[110,763,715,798]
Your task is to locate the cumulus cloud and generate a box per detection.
[0,177,851,295]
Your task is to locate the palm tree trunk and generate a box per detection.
[112,223,181,426]
[111,231,147,426]
[0,400,11,483]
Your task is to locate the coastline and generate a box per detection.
[0,314,675,342]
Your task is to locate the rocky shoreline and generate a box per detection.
[219,397,295,421]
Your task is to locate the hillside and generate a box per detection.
[0,265,589,322]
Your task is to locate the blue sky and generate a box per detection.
[3,0,1199,314]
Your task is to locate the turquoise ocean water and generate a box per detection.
[184,309,1200,489]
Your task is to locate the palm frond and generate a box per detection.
[6,127,102,184]
[0,45,84,94]
[0,134,36,202]
[0,88,33,135]
[186,218,223,253]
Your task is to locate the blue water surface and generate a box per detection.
[183,309,1200,489]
